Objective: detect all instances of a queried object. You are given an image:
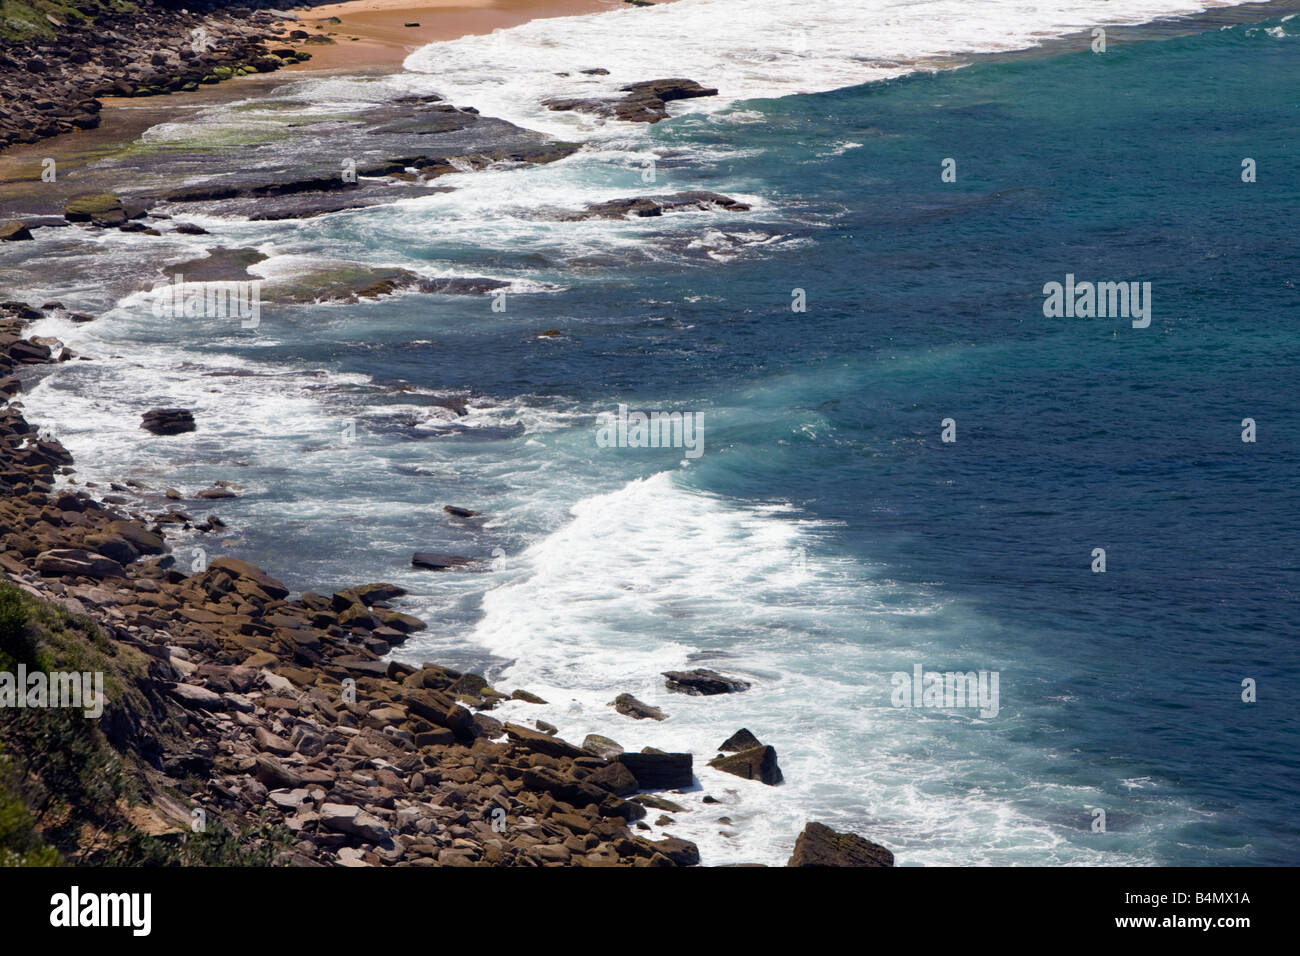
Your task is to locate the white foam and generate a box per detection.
[447,471,1148,865]
[404,0,1260,135]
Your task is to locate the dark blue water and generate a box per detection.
[397,19,1299,863]
[21,10,1299,864]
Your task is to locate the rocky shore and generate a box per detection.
[0,0,895,868]
[0,1,336,153]
[0,298,895,866]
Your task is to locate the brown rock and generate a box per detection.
[663,668,750,695]
[208,557,291,600]
[718,728,762,752]
[708,745,783,785]
[254,756,304,790]
[787,822,894,867]
[140,408,196,435]
[616,752,692,790]
[0,221,33,241]
[34,548,125,579]
[611,692,666,720]
[505,722,587,759]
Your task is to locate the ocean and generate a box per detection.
[10,0,1299,865]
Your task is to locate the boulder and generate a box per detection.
[519,766,609,809]
[34,548,126,579]
[208,557,291,600]
[378,610,425,633]
[5,339,51,364]
[195,487,237,500]
[611,692,666,720]
[64,192,125,224]
[616,752,693,790]
[504,722,587,759]
[787,822,894,867]
[168,682,226,710]
[543,77,718,124]
[662,668,750,695]
[718,728,762,752]
[443,505,480,518]
[585,761,639,797]
[254,726,295,756]
[647,836,700,866]
[708,745,783,785]
[355,582,407,604]
[582,734,624,760]
[253,757,304,791]
[0,220,33,241]
[141,408,196,435]
[105,521,166,555]
[320,802,391,843]
[576,192,750,220]
[620,78,717,102]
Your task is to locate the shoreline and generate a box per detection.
[5,0,1294,868]
[2,0,1291,196]
[5,299,876,866]
[272,0,636,75]
[0,0,653,190]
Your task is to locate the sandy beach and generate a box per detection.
[275,0,637,74]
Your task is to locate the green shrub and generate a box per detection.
[0,580,36,668]
[0,749,61,866]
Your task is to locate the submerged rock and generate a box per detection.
[257,263,507,305]
[543,77,717,124]
[141,408,196,435]
[165,247,268,283]
[443,505,481,518]
[411,552,474,570]
[663,668,751,695]
[562,191,751,221]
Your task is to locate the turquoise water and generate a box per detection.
[18,8,1300,864]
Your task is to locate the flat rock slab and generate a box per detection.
[208,556,291,600]
[34,548,126,579]
[168,682,226,710]
[504,722,587,760]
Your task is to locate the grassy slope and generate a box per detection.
[0,0,138,43]
[0,579,288,866]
